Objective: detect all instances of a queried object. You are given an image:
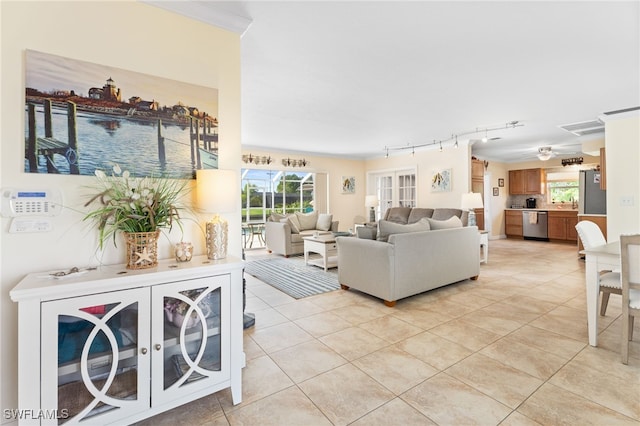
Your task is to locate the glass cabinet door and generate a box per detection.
[41,287,150,425]
[151,275,230,406]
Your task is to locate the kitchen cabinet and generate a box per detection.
[600,147,607,190]
[10,256,244,425]
[548,210,578,242]
[509,168,546,195]
[505,210,523,237]
[474,208,484,231]
[471,159,485,179]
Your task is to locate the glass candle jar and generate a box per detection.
[174,242,193,262]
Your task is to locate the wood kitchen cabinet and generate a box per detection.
[505,210,523,237]
[474,208,484,231]
[600,147,607,190]
[548,210,578,242]
[472,159,485,179]
[509,168,546,195]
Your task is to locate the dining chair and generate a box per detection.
[620,234,640,364]
[575,220,621,316]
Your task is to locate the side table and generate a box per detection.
[479,230,489,264]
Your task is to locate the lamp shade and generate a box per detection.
[365,195,379,208]
[196,169,237,213]
[461,192,483,210]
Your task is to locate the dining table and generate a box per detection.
[583,241,620,347]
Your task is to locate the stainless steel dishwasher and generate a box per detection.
[522,210,549,241]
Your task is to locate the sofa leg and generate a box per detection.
[470,275,479,280]
[340,284,350,290]
[384,300,396,307]
[267,250,272,254]
[284,255,289,258]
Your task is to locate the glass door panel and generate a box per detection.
[41,288,149,425]
[152,275,229,406]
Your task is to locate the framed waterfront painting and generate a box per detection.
[431,168,451,192]
[341,176,355,194]
[24,50,218,178]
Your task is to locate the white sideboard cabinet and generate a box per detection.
[10,255,245,425]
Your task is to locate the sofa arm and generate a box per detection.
[264,221,292,256]
[337,237,395,302]
[330,221,339,232]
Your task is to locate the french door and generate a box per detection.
[368,168,417,220]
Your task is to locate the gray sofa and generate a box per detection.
[337,223,480,306]
[383,207,468,226]
[265,211,339,257]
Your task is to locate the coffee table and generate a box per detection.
[303,235,338,271]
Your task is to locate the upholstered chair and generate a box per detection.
[576,221,621,316]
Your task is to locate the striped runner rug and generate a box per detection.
[244,255,340,299]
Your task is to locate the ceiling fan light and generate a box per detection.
[537,153,552,161]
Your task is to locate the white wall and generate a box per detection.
[0,1,241,418]
[602,112,640,239]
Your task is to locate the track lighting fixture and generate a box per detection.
[384,120,523,157]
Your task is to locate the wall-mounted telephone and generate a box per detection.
[1,188,63,217]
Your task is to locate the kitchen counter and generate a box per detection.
[578,213,606,217]
[506,208,578,212]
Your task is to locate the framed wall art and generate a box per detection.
[24,50,219,178]
[498,178,505,187]
[341,176,355,194]
[431,168,451,192]
[493,187,499,196]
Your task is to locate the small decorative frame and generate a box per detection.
[341,176,355,194]
[498,178,505,187]
[431,168,452,192]
[493,187,499,196]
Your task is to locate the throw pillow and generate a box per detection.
[377,218,430,242]
[281,215,301,234]
[427,216,463,230]
[269,213,287,222]
[356,226,377,240]
[316,213,333,231]
[295,211,318,231]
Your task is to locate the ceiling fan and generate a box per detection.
[537,146,555,161]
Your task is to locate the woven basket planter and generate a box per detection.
[124,230,160,269]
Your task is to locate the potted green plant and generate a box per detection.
[83,164,188,269]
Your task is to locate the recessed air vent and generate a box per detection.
[558,119,604,136]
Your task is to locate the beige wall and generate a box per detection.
[365,142,473,210]
[241,149,365,230]
[602,112,640,239]
[0,1,241,417]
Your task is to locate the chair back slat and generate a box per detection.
[575,221,607,250]
[620,234,640,291]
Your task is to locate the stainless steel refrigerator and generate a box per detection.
[579,170,606,214]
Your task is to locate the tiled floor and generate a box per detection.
[145,238,640,425]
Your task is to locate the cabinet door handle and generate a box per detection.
[141,348,148,355]
[155,344,162,351]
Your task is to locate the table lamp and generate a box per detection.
[365,195,379,222]
[461,192,483,227]
[196,169,237,259]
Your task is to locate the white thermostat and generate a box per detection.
[1,188,63,217]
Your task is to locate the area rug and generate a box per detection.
[244,255,340,299]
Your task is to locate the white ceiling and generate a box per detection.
[150,1,640,163]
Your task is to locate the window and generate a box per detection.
[241,169,315,222]
[547,171,579,203]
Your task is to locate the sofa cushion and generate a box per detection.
[407,208,434,224]
[431,208,462,221]
[316,213,333,231]
[427,216,463,230]
[356,225,378,240]
[385,207,412,224]
[378,218,430,242]
[281,216,301,234]
[295,211,318,231]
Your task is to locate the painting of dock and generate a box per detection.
[24,50,219,179]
